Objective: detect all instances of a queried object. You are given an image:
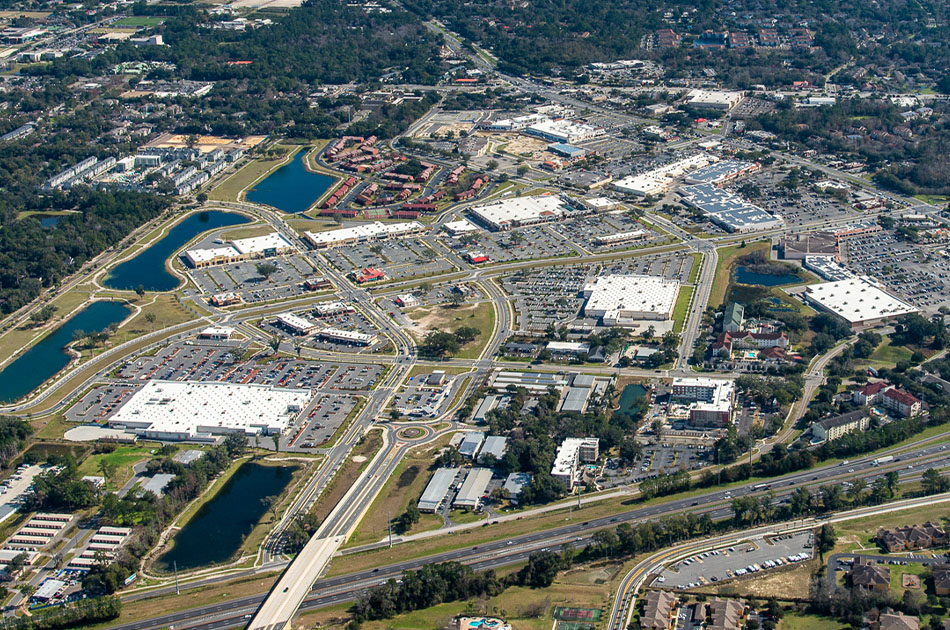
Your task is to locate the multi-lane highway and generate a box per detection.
[104,434,950,630]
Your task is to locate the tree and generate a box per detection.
[29,304,57,324]
[98,460,117,486]
[518,550,562,587]
[269,335,281,355]
[486,159,499,171]
[517,164,530,177]
[144,311,157,330]
[135,285,146,298]
[817,524,836,560]
[922,468,950,494]
[256,262,278,280]
[454,326,481,344]
[419,330,460,358]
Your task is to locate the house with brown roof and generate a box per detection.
[849,558,890,592]
[876,612,920,630]
[876,522,946,553]
[933,565,950,596]
[707,599,745,630]
[641,590,677,630]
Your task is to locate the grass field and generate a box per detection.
[868,335,913,367]
[408,301,496,360]
[672,285,694,334]
[297,573,613,630]
[220,224,277,240]
[285,217,341,236]
[114,16,165,26]
[709,240,771,308]
[311,430,383,523]
[207,146,296,202]
[347,433,454,547]
[778,613,846,630]
[77,446,154,490]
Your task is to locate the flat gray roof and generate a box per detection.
[418,467,459,512]
[561,387,591,413]
[503,472,532,497]
[141,473,175,497]
[453,468,493,508]
[479,436,507,460]
[459,431,486,458]
[173,449,205,465]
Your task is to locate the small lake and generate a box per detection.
[103,211,250,292]
[617,384,648,416]
[245,150,335,214]
[155,462,297,571]
[39,216,61,228]
[0,301,130,403]
[734,265,801,287]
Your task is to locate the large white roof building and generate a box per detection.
[304,221,424,249]
[612,153,718,196]
[685,89,744,110]
[183,231,295,268]
[470,195,571,231]
[524,119,605,144]
[801,276,918,327]
[583,274,680,325]
[109,381,311,442]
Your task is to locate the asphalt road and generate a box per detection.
[105,439,950,630]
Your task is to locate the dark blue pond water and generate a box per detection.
[0,301,131,403]
[155,462,297,571]
[39,216,61,228]
[103,211,249,292]
[734,265,801,287]
[245,150,335,213]
[617,384,648,416]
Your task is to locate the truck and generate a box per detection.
[872,455,894,466]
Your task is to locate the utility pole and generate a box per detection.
[387,507,393,548]
[174,561,180,595]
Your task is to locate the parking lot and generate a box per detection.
[189,254,320,304]
[443,224,575,263]
[549,212,667,252]
[501,265,590,332]
[319,239,456,282]
[262,306,390,354]
[654,531,814,589]
[723,169,858,228]
[283,394,359,450]
[0,464,48,523]
[605,253,693,281]
[114,341,384,390]
[844,231,950,310]
[65,385,138,423]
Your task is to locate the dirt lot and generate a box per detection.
[693,558,820,600]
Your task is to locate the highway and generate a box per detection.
[103,436,950,630]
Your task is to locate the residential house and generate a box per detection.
[876,522,946,553]
[849,558,890,592]
[877,613,920,630]
[641,590,677,630]
[707,598,745,630]
[933,565,950,596]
